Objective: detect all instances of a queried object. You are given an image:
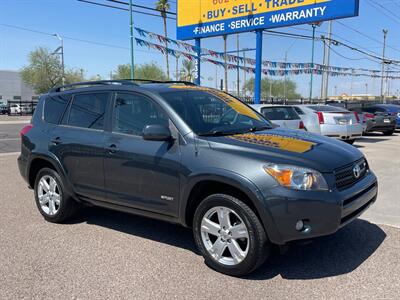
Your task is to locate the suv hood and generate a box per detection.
[202,128,363,173]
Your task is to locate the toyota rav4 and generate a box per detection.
[18,80,378,276]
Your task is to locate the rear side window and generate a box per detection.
[67,93,108,130]
[44,95,71,124]
[261,107,300,121]
[294,107,305,115]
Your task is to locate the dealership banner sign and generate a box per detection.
[177,0,359,40]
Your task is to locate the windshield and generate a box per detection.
[307,105,349,112]
[261,106,300,120]
[160,88,272,136]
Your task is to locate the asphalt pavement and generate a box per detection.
[0,117,399,299]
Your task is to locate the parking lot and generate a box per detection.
[0,116,399,299]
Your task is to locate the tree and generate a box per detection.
[21,47,84,94]
[113,62,167,81]
[156,0,170,79]
[244,77,301,100]
[180,59,195,82]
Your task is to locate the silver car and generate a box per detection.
[293,105,363,144]
[251,104,305,130]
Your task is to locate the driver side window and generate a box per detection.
[113,93,168,136]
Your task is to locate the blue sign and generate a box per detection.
[177,0,360,40]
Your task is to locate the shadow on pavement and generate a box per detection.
[357,137,390,143]
[70,208,386,280]
[248,219,386,280]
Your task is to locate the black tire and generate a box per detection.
[345,139,356,145]
[383,130,394,136]
[34,168,78,223]
[193,194,270,277]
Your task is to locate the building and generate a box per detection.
[327,93,397,101]
[0,70,37,105]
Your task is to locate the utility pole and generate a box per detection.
[236,34,240,97]
[321,21,332,100]
[284,41,296,99]
[223,35,228,92]
[175,54,180,81]
[243,51,246,97]
[380,29,388,103]
[350,69,354,100]
[309,23,319,101]
[53,34,65,85]
[129,0,135,79]
[365,83,368,96]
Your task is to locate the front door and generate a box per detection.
[104,92,181,217]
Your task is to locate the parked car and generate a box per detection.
[9,104,21,114]
[349,106,396,135]
[18,80,377,276]
[0,104,9,115]
[293,105,363,145]
[251,104,305,130]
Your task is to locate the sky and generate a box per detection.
[0,0,400,98]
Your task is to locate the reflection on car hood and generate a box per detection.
[203,128,364,172]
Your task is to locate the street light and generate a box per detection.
[53,33,65,85]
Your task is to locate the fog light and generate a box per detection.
[295,220,304,231]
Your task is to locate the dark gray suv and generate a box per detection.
[18,80,378,276]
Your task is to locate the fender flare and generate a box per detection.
[179,168,281,243]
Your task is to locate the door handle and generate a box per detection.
[51,137,62,145]
[107,144,117,154]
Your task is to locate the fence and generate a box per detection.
[3,100,39,116]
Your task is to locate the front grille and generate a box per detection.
[335,159,369,191]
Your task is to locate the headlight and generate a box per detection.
[264,164,329,191]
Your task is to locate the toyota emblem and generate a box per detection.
[353,164,361,179]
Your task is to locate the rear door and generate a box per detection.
[49,92,110,201]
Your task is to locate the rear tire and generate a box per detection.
[193,194,270,277]
[383,130,394,136]
[34,168,78,223]
[345,139,356,145]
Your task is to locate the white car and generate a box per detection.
[293,105,363,144]
[9,104,21,114]
[251,104,305,130]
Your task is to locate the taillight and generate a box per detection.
[364,113,375,120]
[354,111,360,123]
[299,121,305,129]
[316,112,324,124]
[20,124,33,137]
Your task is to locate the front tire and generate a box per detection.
[34,168,78,223]
[193,194,270,277]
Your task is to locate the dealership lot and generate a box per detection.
[0,119,399,299]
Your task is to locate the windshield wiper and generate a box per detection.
[198,130,230,137]
[240,125,272,134]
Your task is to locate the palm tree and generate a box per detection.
[156,0,170,79]
[180,59,195,82]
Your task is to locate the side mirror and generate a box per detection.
[143,124,172,142]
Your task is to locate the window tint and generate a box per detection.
[261,107,300,121]
[44,94,71,124]
[68,93,108,130]
[113,93,168,136]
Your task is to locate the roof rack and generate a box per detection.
[49,79,197,93]
[49,80,138,93]
[119,79,197,86]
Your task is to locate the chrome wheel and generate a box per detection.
[37,175,61,216]
[200,206,249,266]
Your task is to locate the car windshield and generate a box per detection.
[159,88,272,136]
[261,106,300,120]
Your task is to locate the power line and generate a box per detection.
[77,0,176,20]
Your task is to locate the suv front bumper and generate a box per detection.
[259,170,377,245]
